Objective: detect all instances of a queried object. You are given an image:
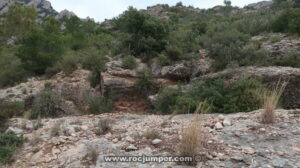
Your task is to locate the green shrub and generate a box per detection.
[59,53,79,75]
[272,8,300,35]
[154,87,182,114]
[176,2,183,7]
[270,36,281,43]
[201,28,249,70]
[0,48,28,88]
[88,96,114,115]
[88,71,101,88]
[0,100,24,132]
[273,51,300,68]
[81,48,108,71]
[238,42,270,67]
[157,53,171,66]
[16,18,65,75]
[0,133,26,164]
[134,69,155,97]
[154,78,263,114]
[0,65,27,88]
[31,89,64,119]
[122,55,137,69]
[166,45,182,61]
[115,7,169,61]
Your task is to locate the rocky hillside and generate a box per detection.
[1,0,300,167]
[4,109,300,168]
[0,0,75,19]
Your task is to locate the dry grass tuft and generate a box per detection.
[259,80,288,124]
[84,144,99,165]
[143,129,161,140]
[179,102,209,166]
[95,118,112,135]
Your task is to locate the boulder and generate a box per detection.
[215,122,223,130]
[152,57,212,80]
[152,139,162,145]
[6,127,23,134]
[223,118,232,126]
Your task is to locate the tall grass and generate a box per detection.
[179,102,209,166]
[260,80,288,124]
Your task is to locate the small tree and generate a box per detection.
[4,5,37,39]
[16,17,64,74]
[116,7,169,61]
[134,69,155,97]
[224,0,232,7]
[176,2,183,7]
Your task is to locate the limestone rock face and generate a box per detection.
[0,68,95,116]
[0,0,76,21]
[56,9,76,20]
[0,0,58,17]
[246,1,273,10]
[152,57,212,80]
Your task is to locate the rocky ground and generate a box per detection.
[3,109,300,168]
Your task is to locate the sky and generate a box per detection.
[48,0,266,22]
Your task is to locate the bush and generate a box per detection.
[88,96,114,115]
[154,87,182,114]
[122,55,137,69]
[272,8,300,35]
[0,133,26,164]
[88,71,101,88]
[0,100,24,132]
[81,48,109,88]
[16,18,65,75]
[166,45,182,61]
[154,78,263,114]
[134,69,155,97]
[45,52,79,77]
[0,65,27,88]
[273,51,300,68]
[238,42,270,67]
[157,53,171,66]
[201,28,249,70]
[59,53,79,75]
[31,88,64,119]
[0,48,28,88]
[270,36,281,43]
[116,7,169,61]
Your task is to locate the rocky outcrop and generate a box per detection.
[144,4,170,19]
[0,68,95,102]
[152,57,212,80]
[55,9,76,20]
[142,4,202,20]
[0,68,96,115]
[6,109,300,168]
[245,1,273,10]
[251,33,300,57]
[0,0,76,21]
[0,0,58,17]
[194,66,300,108]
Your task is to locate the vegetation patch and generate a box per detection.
[155,78,263,114]
[0,133,26,164]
